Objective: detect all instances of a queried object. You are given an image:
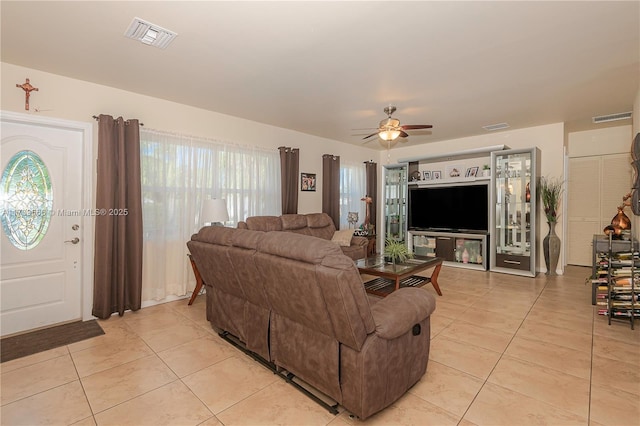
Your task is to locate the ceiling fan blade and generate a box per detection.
[400,124,433,130]
[362,132,380,140]
[399,131,409,138]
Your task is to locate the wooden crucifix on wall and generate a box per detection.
[16,78,38,111]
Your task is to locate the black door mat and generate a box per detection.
[363,275,428,296]
[1,320,105,363]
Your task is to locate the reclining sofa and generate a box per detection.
[187,226,436,420]
[237,212,368,260]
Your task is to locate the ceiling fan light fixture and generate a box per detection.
[379,129,401,141]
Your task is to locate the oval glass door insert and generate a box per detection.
[1,150,54,250]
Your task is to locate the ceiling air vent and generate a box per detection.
[124,17,177,49]
[592,111,632,124]
[483,122,510,131]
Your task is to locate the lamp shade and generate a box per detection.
[201,198,229,225]
[378,129,401,141]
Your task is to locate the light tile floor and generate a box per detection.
[2,265,639,425]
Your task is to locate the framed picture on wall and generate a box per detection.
[423,171,431,180]
[466,166,479,178]
[301,173,316,191]
[432,171,442,180]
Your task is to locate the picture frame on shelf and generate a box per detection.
[446,164,463,178]
[432,170,442,180]
[301,173,316,191]
[423,171,431,180]
[465,166,479,178]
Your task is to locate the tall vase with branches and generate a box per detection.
[539,176,563,275]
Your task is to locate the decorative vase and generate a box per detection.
[611,206,631,230]
[543,221,561,276]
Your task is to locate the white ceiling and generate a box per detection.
[2,1,638,150]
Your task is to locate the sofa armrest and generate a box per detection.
[370,288,436,340]
[350,236,369,248]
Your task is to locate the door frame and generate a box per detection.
[1,111,95,322]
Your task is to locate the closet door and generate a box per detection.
[567,154,631,266]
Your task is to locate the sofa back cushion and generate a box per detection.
[256,231,374,350]
[306,212,336,240]
[280,214,312,236]
[228,229,270,308]
[187,226,247,340]
[188,227,245,300]
[245,216,282,231]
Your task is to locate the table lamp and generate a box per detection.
[201,198,229,226]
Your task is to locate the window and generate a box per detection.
[0,150,53,250]
[140,129,280,300]
[339,161,366,229]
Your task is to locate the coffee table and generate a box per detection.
[356,255,443,297]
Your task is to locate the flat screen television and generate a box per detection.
[408,184,489,232]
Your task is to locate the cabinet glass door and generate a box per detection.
[454,237,485,266]
[491,147,539,277]
[384,165,407,242]
[494,151,532,257]
[412,234,436,258]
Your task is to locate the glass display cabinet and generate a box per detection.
[383,164,408,243]
[490,147,540,277]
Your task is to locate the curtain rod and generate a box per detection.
[92,115,144,126]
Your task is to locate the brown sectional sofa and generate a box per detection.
[237,212,369,260]
[187,226,436,420]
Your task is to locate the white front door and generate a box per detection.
[1,112,93,336]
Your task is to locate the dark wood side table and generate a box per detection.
[187,254,205,305]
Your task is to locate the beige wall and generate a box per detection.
[1,62,378,214]
[567,125,632,157]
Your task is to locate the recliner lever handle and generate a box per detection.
[412,324,421,336]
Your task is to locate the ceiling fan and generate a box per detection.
[362,105,433,143]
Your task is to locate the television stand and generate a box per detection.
[408,230,488,271]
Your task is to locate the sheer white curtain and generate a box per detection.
[140,129,281,301]
[339,160,367,229]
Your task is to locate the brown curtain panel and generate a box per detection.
[365,161,378,231]
[279,146,299,214]
[93,115,143,319]
[322,154,340,228]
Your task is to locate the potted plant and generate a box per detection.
[538,176,563,275]
[384,238,413,269]
[482,164,491,177]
